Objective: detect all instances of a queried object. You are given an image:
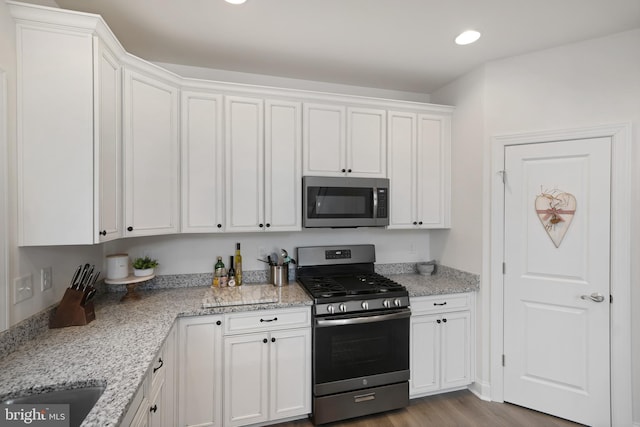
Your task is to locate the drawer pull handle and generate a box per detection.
[433,302,447,306]
[260,317,278,323]
[354,392,375,403]
[153,357,164,373]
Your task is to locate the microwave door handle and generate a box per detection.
[373,188,378,219]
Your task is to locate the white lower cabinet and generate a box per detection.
[178,308,311,427]
[409,293,473,398]
[223,308,311,427]
[177,315,224,427]
[123,323,176,427]
[224,328,311,426]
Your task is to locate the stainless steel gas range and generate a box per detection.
[296,244,410,425]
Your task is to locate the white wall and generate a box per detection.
[103,229,432,276]
[156,61,431,104]
[432,28,640,423]
[430,66,490,395]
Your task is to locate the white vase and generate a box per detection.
[133,268,154,277]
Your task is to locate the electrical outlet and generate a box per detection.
[41,267,53,291]
[14,274,34,304]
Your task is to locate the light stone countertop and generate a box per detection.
[0,284,312,427]
[390,272,479,297]
[0,269,477,427]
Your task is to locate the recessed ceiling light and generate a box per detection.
[225,0,247,4]
[455,30,481,45]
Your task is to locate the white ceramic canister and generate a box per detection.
[106,254,129,280]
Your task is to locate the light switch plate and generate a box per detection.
[14,274,33,304]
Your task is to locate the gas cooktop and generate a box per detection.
[295,244,409,314]
[298,273,405,299]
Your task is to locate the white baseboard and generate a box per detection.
[468,380,492,401]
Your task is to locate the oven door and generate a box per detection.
[313,308,410,396]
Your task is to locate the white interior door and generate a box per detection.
[503,137,611,426]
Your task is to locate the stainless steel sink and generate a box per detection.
[2,385,105,427]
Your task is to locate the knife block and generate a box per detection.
[49,288,95,328]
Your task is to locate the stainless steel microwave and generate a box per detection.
[303,176,389,228]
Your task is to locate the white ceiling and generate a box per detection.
[53,0,640,94]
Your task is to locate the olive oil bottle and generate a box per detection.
[235,243,243,286]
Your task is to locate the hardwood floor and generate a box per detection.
[273,390,583,427]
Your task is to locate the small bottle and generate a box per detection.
[212,256,224,287]
[228,256,236,287]
[219,265,228,287]
[235,243,243,286]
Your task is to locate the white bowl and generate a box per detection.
[417,263,435,275]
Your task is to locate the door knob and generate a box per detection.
[580,293,605,303]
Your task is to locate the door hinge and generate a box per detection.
[610,294,613,304]
[502,354,505,367]
[502,262,506,275]
[498,170,506,184]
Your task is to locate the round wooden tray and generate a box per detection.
[105,274,155,301]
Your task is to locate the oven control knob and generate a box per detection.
[339,303,347,313]
[327,304,335,314]
[394,298,402,307]
[383,299,391,308]
[361,301,369,310]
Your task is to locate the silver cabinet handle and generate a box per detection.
[580,293,605,303]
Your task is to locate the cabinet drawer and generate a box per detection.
[224,307,311,334]
[149,349,166,396]
[410,293,471,315]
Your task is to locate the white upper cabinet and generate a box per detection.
[302,103,345,176]
[346,107,387,177]
[225,96,265,232]
[12,13,122,246]
[181,91,224,233]
[96,40,123,243]
[303,104,386,178]
[388,111,451,229]
[225,96,301,232]
[10,2,454,245]
[264,99,302,232]
[123,68,180,237]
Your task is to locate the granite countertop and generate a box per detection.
[0,283,312,427]
[0,268,478,427]
[391,272,479,297]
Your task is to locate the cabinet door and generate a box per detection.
[96,40,122,243]
[347,107,386,177]
[410,314,440,397]
[440,311,471,389]
[178,316,223,427]
[17,25,94,245]
[123,68,179,236]
[224,333,270,427]
[181,91,224,232]
[302,103,346,176]
[265,100,302,231]
[387,111,417,228]
[269,328,311,421]
[129,398,150,427]
[148,376,165,427]
[161,324,177,427]
[416,114,451,228]
[225,96,265,232]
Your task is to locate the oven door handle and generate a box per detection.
[315,309,411,327]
